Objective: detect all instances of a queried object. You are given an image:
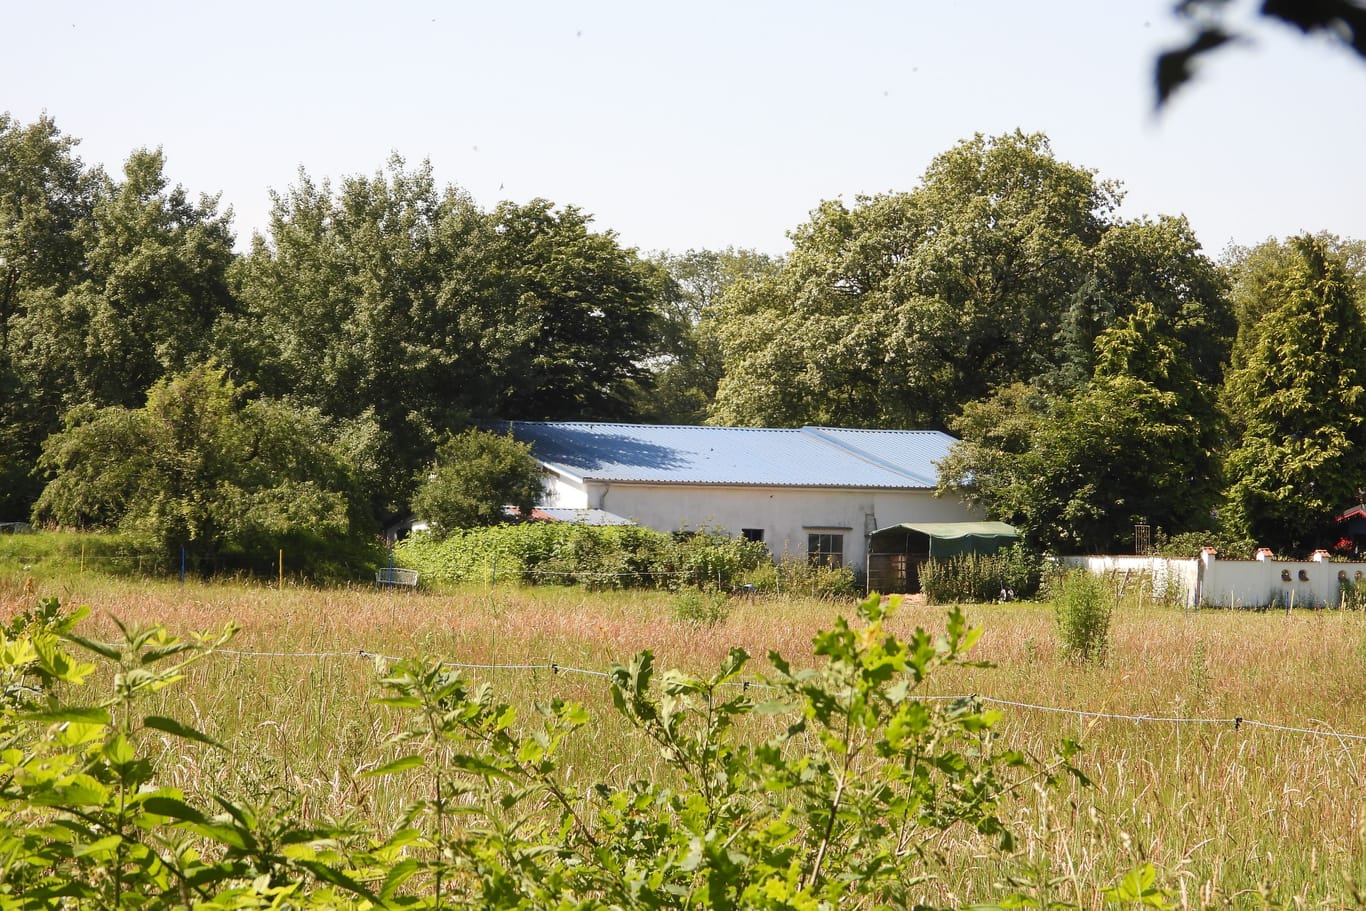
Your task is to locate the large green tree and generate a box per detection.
[709,132,1230,431]
[0,113,101,515]
[1224,233,1366,372]
[1221,236,1366,552]
[32,365,372,575]
[230,161,666,515]
[939,304,1222,553]
[13,148,235,411]
[643,247,779,424]
[226,157,479,510]
[485,199,664,421]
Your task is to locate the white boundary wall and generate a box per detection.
[1065,551,1366,609]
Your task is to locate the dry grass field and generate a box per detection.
[3,550,1365,909]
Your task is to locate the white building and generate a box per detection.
[501,422,990,581]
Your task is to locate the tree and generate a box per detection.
[1221,236,1366,552]
[710,132,1123,429]
[486,199,665,421]
[410,429,545,536]
[0,113,101,516]
[13,148,235,410]
[1223,233,1366,372]
[32,365,372,576]
[230,161,668,517]
[642,248,779,425]
[1072,216,1232,388]
[0,113,99,352]
[939,305,1222,553]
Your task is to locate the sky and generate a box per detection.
[5,0,1365,259]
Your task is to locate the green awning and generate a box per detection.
[871,521,1019,540]
[869,521,1020,560]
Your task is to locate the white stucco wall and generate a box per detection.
[1065,552,1366,609]
[541,473,980,572]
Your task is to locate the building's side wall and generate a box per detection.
[544,473,590,509]
[544,482,979,572]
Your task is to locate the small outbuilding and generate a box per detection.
[866,521,1020,594]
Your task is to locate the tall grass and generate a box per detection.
[4,564,1366,907]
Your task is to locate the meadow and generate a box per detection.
[3,534,1365,909]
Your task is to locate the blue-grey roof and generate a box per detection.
[535,507,635,526]
[498,422,957,489]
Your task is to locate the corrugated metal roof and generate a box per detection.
[533,507,635,526]
[497,422,957,489]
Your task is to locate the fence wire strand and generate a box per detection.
[208,646,1366,743]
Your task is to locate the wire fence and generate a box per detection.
[211,646,1366,744]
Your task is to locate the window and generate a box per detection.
[742,528,765,543]
[807,533,844,567]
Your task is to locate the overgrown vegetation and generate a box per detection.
[1052,570,1114,664]
[4,568,1364,905]
[919,546,1045,604]
[30,365,379,579]
[1,593,1114,909]
[1151,528,1256,559]
[395,523,772,590]
[8,112,1366,565]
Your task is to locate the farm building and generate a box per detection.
[500,421,1006,590]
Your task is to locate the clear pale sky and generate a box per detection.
[6,0,1364,258]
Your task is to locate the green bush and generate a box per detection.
[395,523,769,590]
[411,429,545,536]
[1053,570,1114,663]
[1153,529,1256,559]
[30,366,376,580]
[672,586,731,626]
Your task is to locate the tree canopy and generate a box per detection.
[6,110,1365,561]
[709,132,1230,432]
[410,429,546,537]
[939,304,1222,553]
[32,365,372,575]
[1220,236,1366,552]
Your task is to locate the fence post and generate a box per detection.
[278,549,284,590]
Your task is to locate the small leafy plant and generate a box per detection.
[1054,570,1114,664]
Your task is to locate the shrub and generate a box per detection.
[672,586,731,626]
[31,366,375,580]
[732,552,859,598]
[411,429,545,536]
[396,522,769,591]
[1053,569,1113,663]
[1153,529,1256,559]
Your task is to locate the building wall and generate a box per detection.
[1199,556,1366,609]
[542,475,979,572]
[1066,552,1366,609]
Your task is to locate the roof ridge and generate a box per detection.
[799,427,937,487]
[506,420,808,433]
